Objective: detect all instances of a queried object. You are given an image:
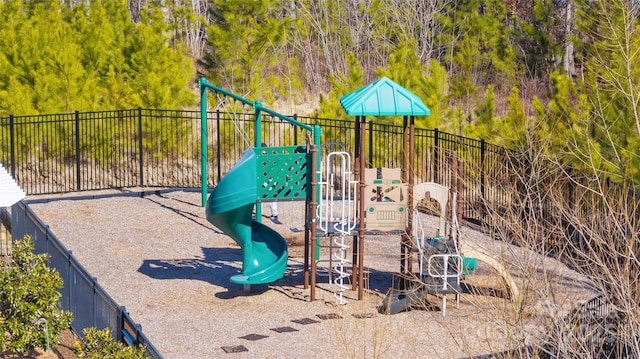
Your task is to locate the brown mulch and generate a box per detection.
[0,329,79,359]
[24,189,598,359]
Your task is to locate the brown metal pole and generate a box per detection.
[351,116,361,292]
[407,116,415,271]
[400,117,408,275]
[304,200,310,289]
[309,144,318,301]
[357,116,366,300]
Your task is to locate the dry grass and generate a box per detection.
[24,189,598,358]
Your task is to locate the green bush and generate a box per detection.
[0,235,73,355]
[75,327,149,359]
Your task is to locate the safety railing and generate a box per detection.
[8,201,163,358]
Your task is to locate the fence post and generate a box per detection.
[66,250,73,313]
[119,306,126,343]
[92,277,98,329]
[138,108,144,187]
[75,111,81,191]
[216,110,221,184]
[293,114,298,144]
[434,128,440,183]
[368,121,373,167]
[480,138,486,218]
[9,114,16,176]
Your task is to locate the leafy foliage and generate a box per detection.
[75,327,149,359]
[0,0,195,116]
[0,0,639,186]
[0,235,73,355]
[201,0,290,105]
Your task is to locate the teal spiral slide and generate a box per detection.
[205,148,288,285]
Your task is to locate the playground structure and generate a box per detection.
[200,78,320,287]
[200,76,520,313]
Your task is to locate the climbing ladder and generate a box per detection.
[316,150,357,304]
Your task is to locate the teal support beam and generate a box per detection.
[198,77,321,209]
[200,77,208,207]
[254,100,262,147]
[255,101,263,222]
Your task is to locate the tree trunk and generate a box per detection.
[564,0,575,77]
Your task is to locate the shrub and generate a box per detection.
[0,235,73,355]
[75,327,149,359]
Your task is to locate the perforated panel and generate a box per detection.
[364,167,408,231]
[255,146,310,201]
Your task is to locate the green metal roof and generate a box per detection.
[340,77,430,116]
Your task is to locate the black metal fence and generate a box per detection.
[2,108,638,357]
[8,202,163,359]
[1,108,637,248]
[0,109,520,225]
[548,295,640,358]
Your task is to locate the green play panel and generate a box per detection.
[254,145,310,201]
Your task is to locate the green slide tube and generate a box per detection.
[205,149,288,285]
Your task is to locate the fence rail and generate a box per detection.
[8,202,163,359]
[2,108,637,245]
[0,109,523,227]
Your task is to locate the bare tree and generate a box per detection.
[379,0,446,63]
[475,105,640,357]
[564,0,575,76]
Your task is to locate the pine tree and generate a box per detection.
[376,41,429,125]
[0,1,90,114]
[516,0,565,78]
[465,85,498,141]
[0,1,36,115]
[201,0,288,104]
[439,0,517,99]
[70,0,134,109]
[126,3,195,109]
[572,0,640,183]
[418,59,450,131]
[502,86,530,149]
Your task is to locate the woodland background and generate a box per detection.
[0,0,638,186]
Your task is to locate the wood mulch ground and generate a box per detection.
[0,329,79,358]
[23,189,597,359]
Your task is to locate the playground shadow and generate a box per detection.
[137,246,308,299]
[138,245,398,303]
[143,193,219,233]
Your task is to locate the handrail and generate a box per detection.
[198,78,313,133]
[198,77,321,206]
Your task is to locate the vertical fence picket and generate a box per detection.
[293,114,299,144]
[434,128,440,183]
[9,114,16,176]
[480,139,486,219]
[216,110,221,184]
[75,111,81,191]
[138,107,144,187]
